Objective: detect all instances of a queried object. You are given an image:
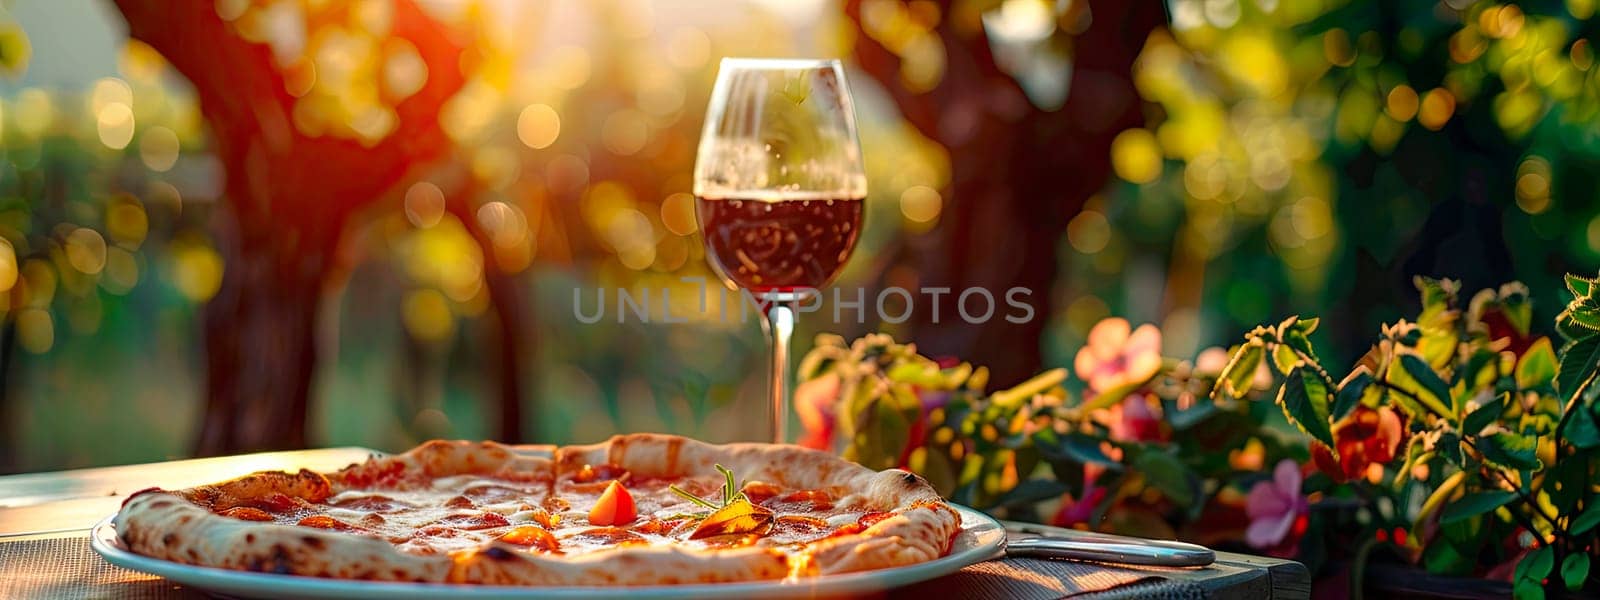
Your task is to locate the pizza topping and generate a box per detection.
[858,511,893,528]
[296,515,364,532]
[631,517,689,535]
[119,438,963,582]
[688,498,774,539]
[414,525,459,538]
[431,512,511,531]
[510,507,562,529]
[329,493,401,512]
[669,464,747,513]
[767,514,831,542]
[463,485,527,504]
[497,526,560,552]
[564,526,646,547]
[587,481,638,526]
[738,481,783,505]
[254,493,303,513]
[762,490,834,513]
[220,506,274,522]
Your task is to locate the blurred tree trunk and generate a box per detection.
[845,0,1165,386]
[197,202,339,453]
[444,179,527,443]
[114,1,467,454]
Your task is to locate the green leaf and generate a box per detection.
[1518,546,1555,583]
[992,479,1071,508]
[1133,450,1196,509]
[1516,338,1558,390]
[1562,299,1600,333]
[1215,342,1265,399]
[1271,344,1299,376]
[1287,316,1321,336]
[1439,491,1516,525]
[1560,312,1598,341]
[1438,432,1464,466]
[1462,348,1499,389]
[1558,335,1600,402]
[1333,369,1372,420]
[1281,317,1321,363]
[1571,503,1600,535]
[915,442,958,495]
[1166,402,1218,431]
[1034,430,1120,467]
[1461,395,1504,435]
[1564,406,1600,450]
[850,393,911,471]
[1497,282,1534,338]
[1416,277,1458,318]
[1563,552,1591,592]
[1513,578,1546,600]
[1389,354,1456,419]
[1477,431,1542,471]
[1278,368,1335,449]
[1568,273,1597,298]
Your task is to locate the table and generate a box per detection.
[0,448,1309,599]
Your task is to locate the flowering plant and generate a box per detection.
[796,273,1600,598]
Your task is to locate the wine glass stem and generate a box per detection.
[763,302,796,444]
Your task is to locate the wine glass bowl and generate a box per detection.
[693,58,867,443]
[695,193,864,296]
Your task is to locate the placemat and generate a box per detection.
[0,533,1205,599]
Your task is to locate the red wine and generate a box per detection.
[696,194,864,293]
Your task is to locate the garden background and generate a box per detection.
[0,0,1595,474]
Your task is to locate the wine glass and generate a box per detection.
[693,58,867,444]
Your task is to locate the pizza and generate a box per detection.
[112,433,963,586]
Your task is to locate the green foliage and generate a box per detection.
[1209,274,1600,595]
[1131,449,1197,510]
[1558,336,1600,403]
[808,272,1600,595]
[1517,546,1555,599]
[1516,339,1558,390]
[1440,491,1517,525]
[1563,553,1591,592]
[798,333,1070,509]
[1477,432,1543,471]
[1278,368,1335,450]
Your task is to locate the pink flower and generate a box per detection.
[795,373,840,450]
[1098,394,1164,443]
[1194,347,1230,376]
[1246,459,1309,555]
[1074,318,1162,394]
[1051,482,1108,527]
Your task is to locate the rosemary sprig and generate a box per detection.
[670,486,719,510]
[715,464,749,505]
[668,463,747,517]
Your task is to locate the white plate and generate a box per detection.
[91,505,1005,599]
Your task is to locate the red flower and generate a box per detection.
[795,373,840,450]
[1312,406,1404,482]
[1051,483,1108,528]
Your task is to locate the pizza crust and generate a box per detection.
[114,434,962,586]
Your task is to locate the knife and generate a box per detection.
[998,521,1215,568]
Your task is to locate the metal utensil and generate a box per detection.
[999,522,1215,568]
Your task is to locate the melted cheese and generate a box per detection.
[217,466,889,560]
